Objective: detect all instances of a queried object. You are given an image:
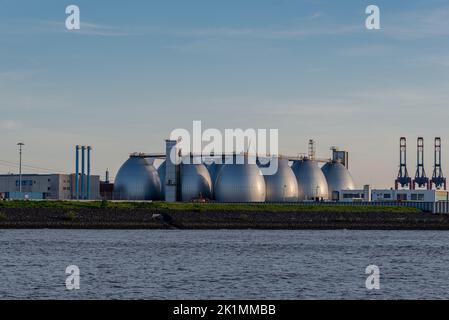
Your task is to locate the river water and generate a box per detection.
[0,229,448,299]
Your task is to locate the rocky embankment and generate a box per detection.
[1,208,449,229]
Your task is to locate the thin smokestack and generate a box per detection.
[75,145,80,199]
[81,146,86,200]
[87,146,91,200]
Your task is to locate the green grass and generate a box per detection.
[0,200,422,213]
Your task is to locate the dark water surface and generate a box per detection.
[1,229,448,299]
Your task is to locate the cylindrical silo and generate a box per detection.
[180,158,213,201]
[264,157,299,202]
[292,158,329,200]
[321,161,355,199]
[215,155,266,202]
[114,154,162,200]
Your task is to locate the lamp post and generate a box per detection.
[17,142,25,193]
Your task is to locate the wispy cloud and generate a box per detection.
[307,12,322,20]
[162,24,360,40]
[385,5,449,39]
[0,120,22,130]
[336,45,393,57]
[0,16,361,39]
[0,20,142,37]
[53,21,142,37]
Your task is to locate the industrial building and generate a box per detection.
[112,139,355,202]
[0,173,100,200]
[2,134,449,213]
[0,144,100,200]
[340,186,449,203]
[372,189,449,202]
[110,135,449,212]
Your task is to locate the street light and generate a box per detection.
[17,142,25,193]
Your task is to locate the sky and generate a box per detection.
[0,0,449,187]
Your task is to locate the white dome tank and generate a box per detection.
[207,161,225,199]
[321,161,355,198]
[181,160,213,201]
[207,162,225,185]
[114,155,161,200]
[264,158,299,202]
[215,155,266,202]
[292,159,329,200]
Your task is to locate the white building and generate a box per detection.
[340,186,449,203]
[0,173,100,200]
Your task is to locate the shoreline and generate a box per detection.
[1,207,449,230]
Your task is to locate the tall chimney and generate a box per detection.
[81,146,86,200]
[87,146,91,200]
[75,145,80,199]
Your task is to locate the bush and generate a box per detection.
[0,212,7,221]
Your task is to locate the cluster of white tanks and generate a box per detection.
[114,153,355,202]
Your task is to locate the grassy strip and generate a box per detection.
[0,200,422,213]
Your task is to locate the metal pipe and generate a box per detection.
[87,146,91,200]
[17,143,24,194]
[81,146,85,200]
[75,145,80,199]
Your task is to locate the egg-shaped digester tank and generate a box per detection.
[180,158,213,201]
[292,159,329,200]
[321,161,355,198]
[215,155,266,202]
[114,154,161,200]
[264,157,299,202]
[157,160,166,199]
[207,162,225,185]
[207,161,226,199]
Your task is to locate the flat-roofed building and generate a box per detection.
[340,187,449,203]
[0,174,100,200]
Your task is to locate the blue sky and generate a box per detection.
[1,0,449,187]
